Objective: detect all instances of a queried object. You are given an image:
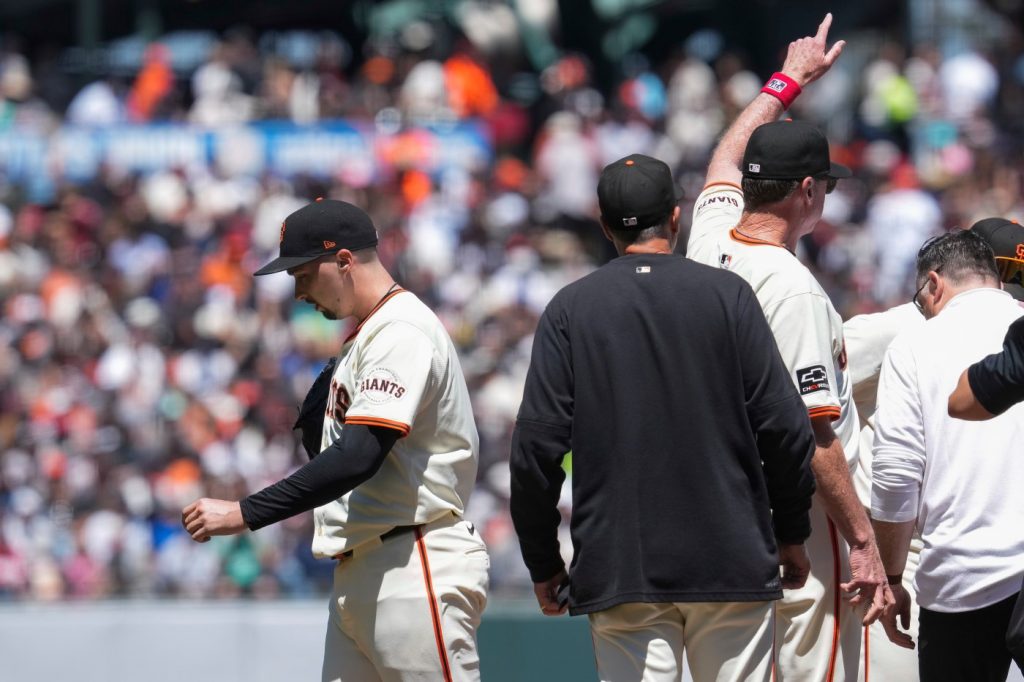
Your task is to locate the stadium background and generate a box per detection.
[1,0,1024,679]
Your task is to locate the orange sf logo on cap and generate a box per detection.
[324,240,337,249]
[279,222,286,244]
[1016,243,1024,259]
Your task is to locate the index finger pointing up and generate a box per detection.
[815,12,833,42]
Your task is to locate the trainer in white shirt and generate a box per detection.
[872,229,1024,680]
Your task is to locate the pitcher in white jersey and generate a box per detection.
[181,199,489,682]
[686,13,892,681]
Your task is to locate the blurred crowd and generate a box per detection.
[2,14,1024,600]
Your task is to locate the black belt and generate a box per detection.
[335,523,422,561]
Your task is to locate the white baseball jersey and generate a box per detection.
[688,182,864,681]
[312,288,480,558]
[843,302,923,506]
[688,183,860,466]
[844,303,925,682]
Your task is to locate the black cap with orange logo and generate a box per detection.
[254,199,379,276]
[597,154,683,231]
[970,217,1024,301]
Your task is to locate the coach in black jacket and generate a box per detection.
[510,154,817,682]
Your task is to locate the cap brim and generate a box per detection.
[827,162,852,179]
[254,254,322,276]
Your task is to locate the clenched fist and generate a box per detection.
[182,498,246,542]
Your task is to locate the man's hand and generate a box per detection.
[780,13,846,87]
[182,498,247,542]
[533,569,569,616]
[880,583,915,649]
[702,13,847,189]
[842,540,892,625]
[779,543,811,589]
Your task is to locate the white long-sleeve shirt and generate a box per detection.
[872,287,1024,613]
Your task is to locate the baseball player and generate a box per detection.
[686,15,891,680]
[181,199,489,682]
[844,303,923,682]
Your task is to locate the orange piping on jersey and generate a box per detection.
[826,519,841,682]
[344,416,411,437]
[415,526,454,682]
[863,624,870,682]
[343,288,407,344]
[729,228,787,249]
[808,406,841,422]
[702,180,743,192]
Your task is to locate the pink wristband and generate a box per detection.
[761,72,802,109]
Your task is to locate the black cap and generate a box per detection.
[254,199,379,276]
[970,217,1024,301]
[741,120,852,181]
[597,154,683,230]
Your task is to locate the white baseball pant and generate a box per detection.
[774,497,863,681]
[321,513,489,682]
[588,599,775,681]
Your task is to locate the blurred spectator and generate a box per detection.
[127,44,174,122]
[67,79,125,127]
[189,44,254,126]
[865,163,942,305]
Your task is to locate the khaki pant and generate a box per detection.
[589,600,775,682]
[321,514,489,682]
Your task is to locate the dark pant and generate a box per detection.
[919,593,1023,682]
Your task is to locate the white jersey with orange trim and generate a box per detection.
[844,303,924,682]
[843,303,923,506]
[688,183,860,469]
[312,288,480,559]
[688,182,864,681]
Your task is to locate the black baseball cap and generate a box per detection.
[741,120,852,181]
[970,217,1024,301]
[254,199,379,276]
[597,154,683,230]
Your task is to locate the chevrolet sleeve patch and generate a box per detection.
[796,365,830,395]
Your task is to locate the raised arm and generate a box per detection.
[704,13,846,188]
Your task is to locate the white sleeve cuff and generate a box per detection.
[870,488,918,523]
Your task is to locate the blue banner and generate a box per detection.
[0,121,492,200]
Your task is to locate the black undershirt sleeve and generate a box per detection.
[967,316,1024,417]
[239,424,400,531]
